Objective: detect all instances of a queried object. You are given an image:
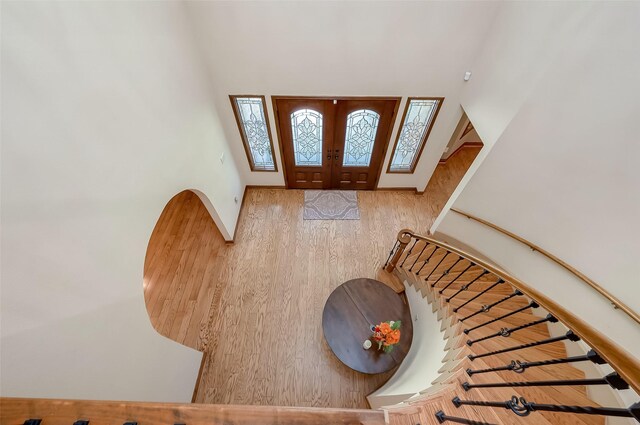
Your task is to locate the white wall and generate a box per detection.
[184,1,500,191]
[432,1,592,230]
[1,1,244,401]
[441,112,481,161]
[433,2,640,363]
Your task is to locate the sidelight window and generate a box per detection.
[230,95,277,171]
[388,98,443,173]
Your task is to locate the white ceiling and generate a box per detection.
[184,1,500,188]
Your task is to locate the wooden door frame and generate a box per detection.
[271,96,401,189]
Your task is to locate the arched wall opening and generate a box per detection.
[143,190,227,351]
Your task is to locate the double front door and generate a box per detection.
[274,97,399,190]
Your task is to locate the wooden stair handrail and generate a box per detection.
[450,207,640,326]
[0,397,385,425]
[392,229,640,395]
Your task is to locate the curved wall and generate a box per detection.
[368,280,446,407]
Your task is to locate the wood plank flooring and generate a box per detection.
[144,191,228,350]
[143,147,481,408]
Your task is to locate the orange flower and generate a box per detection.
[386,329,401,345]
[379,322,392,335]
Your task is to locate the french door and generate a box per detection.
[274,97,399,190]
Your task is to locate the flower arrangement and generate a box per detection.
[371,320,402,353]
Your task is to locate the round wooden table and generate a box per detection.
[322,278,413,374]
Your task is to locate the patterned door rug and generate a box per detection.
[303,190,360,220]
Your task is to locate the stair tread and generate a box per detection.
[388,258,607,425]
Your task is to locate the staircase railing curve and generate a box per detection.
[449,208,640,325]
[383,228,640,425]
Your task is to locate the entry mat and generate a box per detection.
[303,190,360,220]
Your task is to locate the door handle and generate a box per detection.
[335,155,339,160]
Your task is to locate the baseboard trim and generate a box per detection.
[375,187,420,194]
[227,186,250,244]
[227,185,287,243]
[228,184,423,243]
[245,185,287,189]
[439,142,483,164]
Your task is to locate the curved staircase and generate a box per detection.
[380,230,640,425]
[2,230,639,425]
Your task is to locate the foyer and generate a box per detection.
[144,148,481,408]
[2,1,639,423]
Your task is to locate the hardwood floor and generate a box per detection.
[144,191,228,350]
[143,147,481,408]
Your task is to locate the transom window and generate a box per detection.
[291,109,323,167]
[230,95,277,171]
[343,109,380,167]
[388,97,443,173]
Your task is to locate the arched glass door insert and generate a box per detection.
[275,97,399,189]
[291,109,323,167]
[342,109,380,167]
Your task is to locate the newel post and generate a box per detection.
[384,229,413,273]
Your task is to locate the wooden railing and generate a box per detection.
[383,229,640,424]
[450,207,640,325]
[0,398,384,425]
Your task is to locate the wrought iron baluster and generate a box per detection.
[466,314,557,346]
[453,396,640,420]
[466,350,604,376]
[444,270,489,298]
[384,230,412,273]
[383,240,399,269]
[468,330,580,361]
[431,257,464,288]
[464,301,538,334]
[409,242,430,271]
[399,238,418,267]
[435,411,496,425]
[516,399,640,420]
[416,245,439,274]
[459,290,522,322]
[435,261,473,290]
[462,372,629,391]
[453,279,504,313]
[424,252,452,282]
[452,396,509,409]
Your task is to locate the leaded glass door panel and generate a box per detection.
[331,98,399,190]
[274,97,399,190]
[275,98,335,189]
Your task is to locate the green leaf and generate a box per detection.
[391,320,401,330]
